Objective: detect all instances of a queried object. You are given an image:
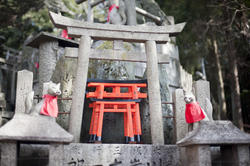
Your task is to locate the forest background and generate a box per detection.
[0,0,249,131]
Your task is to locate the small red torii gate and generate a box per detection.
[49,11,185,144]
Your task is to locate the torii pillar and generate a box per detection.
[49,11,185,143]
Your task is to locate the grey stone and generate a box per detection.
[38,40,58,96]
[193,80,213,121]
[64,143,180,165]
[49,143,65,166]
[177,121,250,146]
[25,32,79,49]
[15,70,33,114]
[1,141,17,166]
[0,113,73,142]
[67,47,170,64]
[49,11,186,44]
[145,40,164,145]
[173,89,188,142]
[186,145,211,166]
[51,48,78,130]
[69,35,91,142]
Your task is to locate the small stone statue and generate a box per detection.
[106,0,126,25]
[25,81,61,117]
[184,91,209,131]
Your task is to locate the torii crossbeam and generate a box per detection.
[49,11,185,144]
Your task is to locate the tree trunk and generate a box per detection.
[226,32,244,130]
[212,38,227,120]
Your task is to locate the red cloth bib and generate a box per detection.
[185,102,205,123]
[107,4,119,22]
[61,29,72,39]
[40,94,58,118]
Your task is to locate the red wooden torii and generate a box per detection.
[86,80,147,143]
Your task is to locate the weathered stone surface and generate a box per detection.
[49,11,185,35]
[193,80,213,121]
[173,89,188,142]
[68,26,171,44]
[1,141,17,166]
[51,48,78,130]
[69,35,91,142]
[49,143,65,166]
[186,145,211,166]
[177,121,250,146]
[66,48,170,64]
[38,41,58,96]
[15,70,33,114]
[25,32,79,49]
[145,40,164,145]
[0,114,73,142]
[64,143,180,165]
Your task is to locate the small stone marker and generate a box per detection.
[193,80,213,121]
[15,70,33,114]
[173,89,188,142]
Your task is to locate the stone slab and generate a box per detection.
[49,12,185,43]
[186,145,211,166]
[1,141,17,166]
[177,121,250,146]
[26,32,79,49]
[68,27,170,44]
[193,80,213,121]
[0,114,73,142]
[15,70,33,114]
[49,143,64,166]
[66,48,170,64]
[64,143,180,166]
[173,89,188,142]
[49,11,185,35]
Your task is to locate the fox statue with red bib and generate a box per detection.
[25,81,61,118]
[184,91,210,131]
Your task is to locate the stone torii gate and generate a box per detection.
[49,11,185,144]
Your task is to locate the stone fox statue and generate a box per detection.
[25,81,61,117]
[184,91,210,131]
[107,0,126,25]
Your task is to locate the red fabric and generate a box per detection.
[185,102,205,123]
[107,4,119,22]
[61,29,72,39]
[35,62,39,69]
[40,94,58,118]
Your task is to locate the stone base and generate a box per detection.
[185,145,211,166]
[0,143,180,166]
[64,144,180,166]
[1,141,17,166]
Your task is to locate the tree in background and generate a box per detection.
[157,0,250,131]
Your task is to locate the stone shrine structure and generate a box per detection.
[0,70,73,166]
[26,32,78,96]
[49,11,185,144]
[177,121,250,166]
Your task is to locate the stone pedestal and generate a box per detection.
[173,89,188,142]
[49,143,65,166]
[186,145,211,166]
[1,141,18,166]
[177,121,250,166]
